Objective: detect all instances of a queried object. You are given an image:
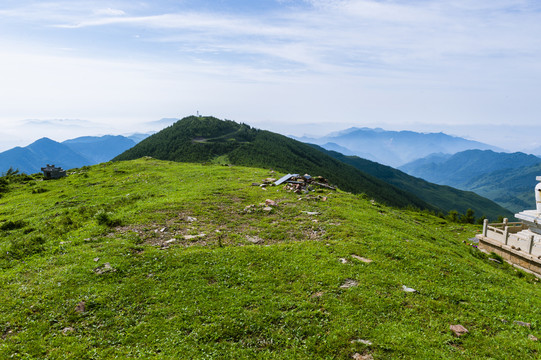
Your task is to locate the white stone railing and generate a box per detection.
[482,218,538,255]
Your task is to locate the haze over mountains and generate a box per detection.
[294,127,502,167]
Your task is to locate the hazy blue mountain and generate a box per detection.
[0,138,89,174]
[293,128,502,167]
[0,134,140,174]
[399,153,452,171]
[399,150,541,188]
[312,146,513,220]
[62,135,136,164]
[399,150,541,213]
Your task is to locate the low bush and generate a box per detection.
[95,210,122,227]
[7,235,46,259]
[0,220,27,231]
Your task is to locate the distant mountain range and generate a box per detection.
[114,116,512,219]
[313,147,512,219]
[0,135,146,174]
[399,150,541,213]
[293,127,502,167]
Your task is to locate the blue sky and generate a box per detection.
[1,0,541,151]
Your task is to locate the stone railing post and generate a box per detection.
[528,235,534,254]
[483,219,488,237]
[503,218,508,226]
[504,226,509,245]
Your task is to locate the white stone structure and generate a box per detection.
[476,177,541,275]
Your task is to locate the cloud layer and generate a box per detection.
[1,0,541,150]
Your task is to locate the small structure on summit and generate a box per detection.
[477,176,541,276]
[41,164,67,179]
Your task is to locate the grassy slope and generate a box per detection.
[316,148,514,221]
[0,159,540,359]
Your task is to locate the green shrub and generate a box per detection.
[7,236,46,259]
[0,178,8,193]
[32,188,48,194]
[95,210,122,227]
[0,220,27,231]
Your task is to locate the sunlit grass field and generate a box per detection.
[1,158,539,359]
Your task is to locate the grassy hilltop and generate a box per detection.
[114,115,513,220]
[0,159,540,359]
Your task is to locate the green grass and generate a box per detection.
[0,158,540,359]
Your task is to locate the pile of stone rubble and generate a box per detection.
[253,173,336,194]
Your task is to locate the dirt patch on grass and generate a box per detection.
[107,197,331,248]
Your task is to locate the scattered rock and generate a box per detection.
[165,238,177,244]
[449,324,468,337]
[183,234,206,240]
[340,279,359,289]
[351,339,372,345]
[75,301,86,313]
[59,241,71,245]
[528,334,538,341]
[93,257,99,262]
[340,258,348,264]
[311,291,324,298]
[265,199,277,206]
[402,285,417,293]
[94,262,116,275]
[159,227,167,233]
[246,236,264,245]
[62,327,74,335]
[489,258,502,264]
[351,255,372,263]
[251,183,260,186]
[352,353,373,360]
[514,320,531,328]
[186,216,197,222]
[262,206,273,212]
[302,211,320,215]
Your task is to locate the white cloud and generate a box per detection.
[93,8,125,16]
